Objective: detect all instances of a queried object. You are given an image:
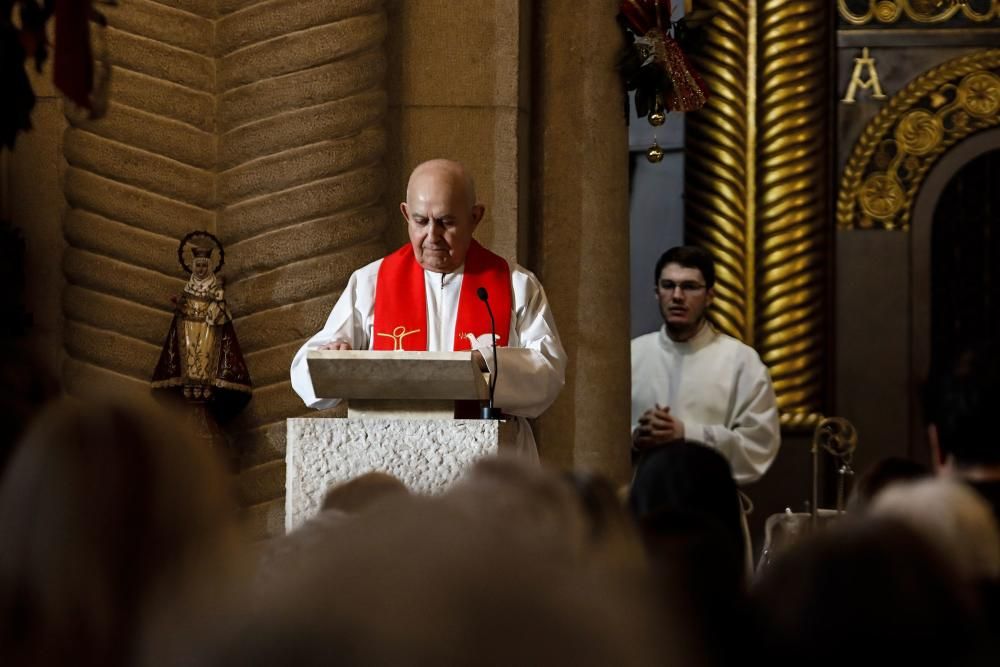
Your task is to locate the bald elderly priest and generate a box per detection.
[290,159,567,459]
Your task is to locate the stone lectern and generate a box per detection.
[285,351,502,533]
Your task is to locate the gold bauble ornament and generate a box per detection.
[648,109,666,126]
[646,140,664,163]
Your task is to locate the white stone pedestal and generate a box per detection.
[285,417,500,533]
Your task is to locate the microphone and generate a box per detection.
[476,287,502,420]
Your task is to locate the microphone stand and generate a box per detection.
[477,287,502,420]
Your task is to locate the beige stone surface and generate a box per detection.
[530,1,632,482]
[383,0,530,263]
[307,350,487,403]
[383,106,525,262]
[285,417,500,532]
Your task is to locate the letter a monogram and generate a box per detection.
[842,47,887,104]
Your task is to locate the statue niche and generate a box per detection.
[152,231,252,423]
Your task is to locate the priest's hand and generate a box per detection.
[318,340,352,351]
[633,404,685,449]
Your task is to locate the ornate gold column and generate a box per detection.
[684,0,756,343]
[685,0,831,428]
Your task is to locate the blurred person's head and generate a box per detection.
[563,471,647,578]
[321,471,410,513]
[871,477,1000,582]
[848,456,930,512]
[629,442,747,666]
[750,516,985,666]
[641,509,748,667]
[0,395,239,667]
[162,482,695,667]
[629,440,744,563]
[254,472,412,597]
[445,456,591,563]
[924,341,1000,470]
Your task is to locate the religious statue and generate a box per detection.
[151,231,251,424]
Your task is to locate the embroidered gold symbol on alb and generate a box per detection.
[376,325,420,351]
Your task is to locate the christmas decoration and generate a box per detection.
[617,0,712,161]
[646,139,665,163]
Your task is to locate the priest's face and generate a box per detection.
[401,162,484,273]
[656,262,714,341]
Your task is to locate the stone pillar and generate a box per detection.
[530,0,631,482]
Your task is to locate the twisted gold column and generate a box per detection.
[684,0,755,343]
[685,0,831,427]
[756,1,829,427]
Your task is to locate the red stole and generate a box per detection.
[372,241,513,351]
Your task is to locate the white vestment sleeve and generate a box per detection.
[685,364,781,486]
[289,264,378,409]
[477,267,566,418]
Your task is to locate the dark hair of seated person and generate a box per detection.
[749,516,991,667]
[321,471,410,514]
[628,439,744,560]
[640,509,748,667]
[848,456,930,512]
[628,441,748,666]
[924,340,1000,467]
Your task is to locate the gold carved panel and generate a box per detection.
[837,49,1000,230]
[685,0,830,429]
[838,0,999,25]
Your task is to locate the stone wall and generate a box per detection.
[59,0,391,537]
[382,0,532,263]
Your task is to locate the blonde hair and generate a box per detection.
[871,477,1000,581]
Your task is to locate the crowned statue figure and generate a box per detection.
[152,232,251,423]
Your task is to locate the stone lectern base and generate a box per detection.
[285,417,500,533]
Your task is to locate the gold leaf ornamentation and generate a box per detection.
[959,71,1000,118]
[838,0,999,25]
[837,50,1000,230]
[859,174,905,219]
[895,109,944,156]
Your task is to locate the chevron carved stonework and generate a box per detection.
[61,0,389,536]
